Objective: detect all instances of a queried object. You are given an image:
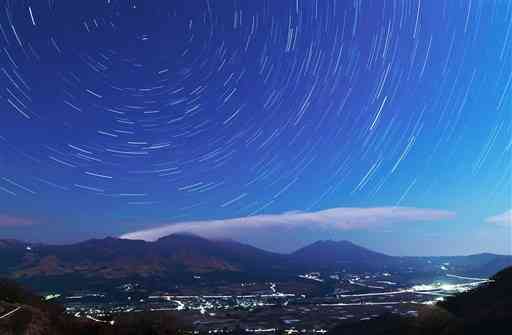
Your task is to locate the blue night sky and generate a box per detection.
[0,0,510,256]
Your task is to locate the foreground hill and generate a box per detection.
[437,266,512,325]
[0,277,184,335]
[0,234,510,291]
[0,277,101,335]
[328,266,512,335]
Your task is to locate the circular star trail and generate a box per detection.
[0,0,510,235]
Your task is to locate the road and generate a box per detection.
[0,306,22,319]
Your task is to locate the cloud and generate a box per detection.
[485,209,512,226]
[120,206,456,241]
[0,214,36,227]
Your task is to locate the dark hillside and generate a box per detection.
[0,278,184,335]
[329,266,512,335]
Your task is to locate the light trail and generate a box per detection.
[320,301,404,306]
[446,274,491,281]
[0,306,22,319]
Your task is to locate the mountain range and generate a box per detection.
[1,233,511,291]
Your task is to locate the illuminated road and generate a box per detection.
[86,315,115,325]
[0,306,22,319]
[446,274,491,281]
[320,301,403,307]
[336,275,492,299]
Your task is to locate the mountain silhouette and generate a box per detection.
[0,234,510,291]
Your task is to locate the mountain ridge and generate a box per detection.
[0,234,511,291]
[2,235,510,258]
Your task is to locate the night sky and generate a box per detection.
[0,0,510,256]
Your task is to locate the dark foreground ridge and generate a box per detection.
[0,277,185,335]
[328,266,512,335]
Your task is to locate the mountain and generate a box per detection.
[0,235,510,291]
[328,266,512,335]
[0,234,291,291]
[395,252,512,278]
[154,234,285,272]
[463,253,512,276]
[0,239,29,270]
[290,240,393,269]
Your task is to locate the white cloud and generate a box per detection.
[485,209,512,226]
[120,206,456,241]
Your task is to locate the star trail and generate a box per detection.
[0,0,510,255]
